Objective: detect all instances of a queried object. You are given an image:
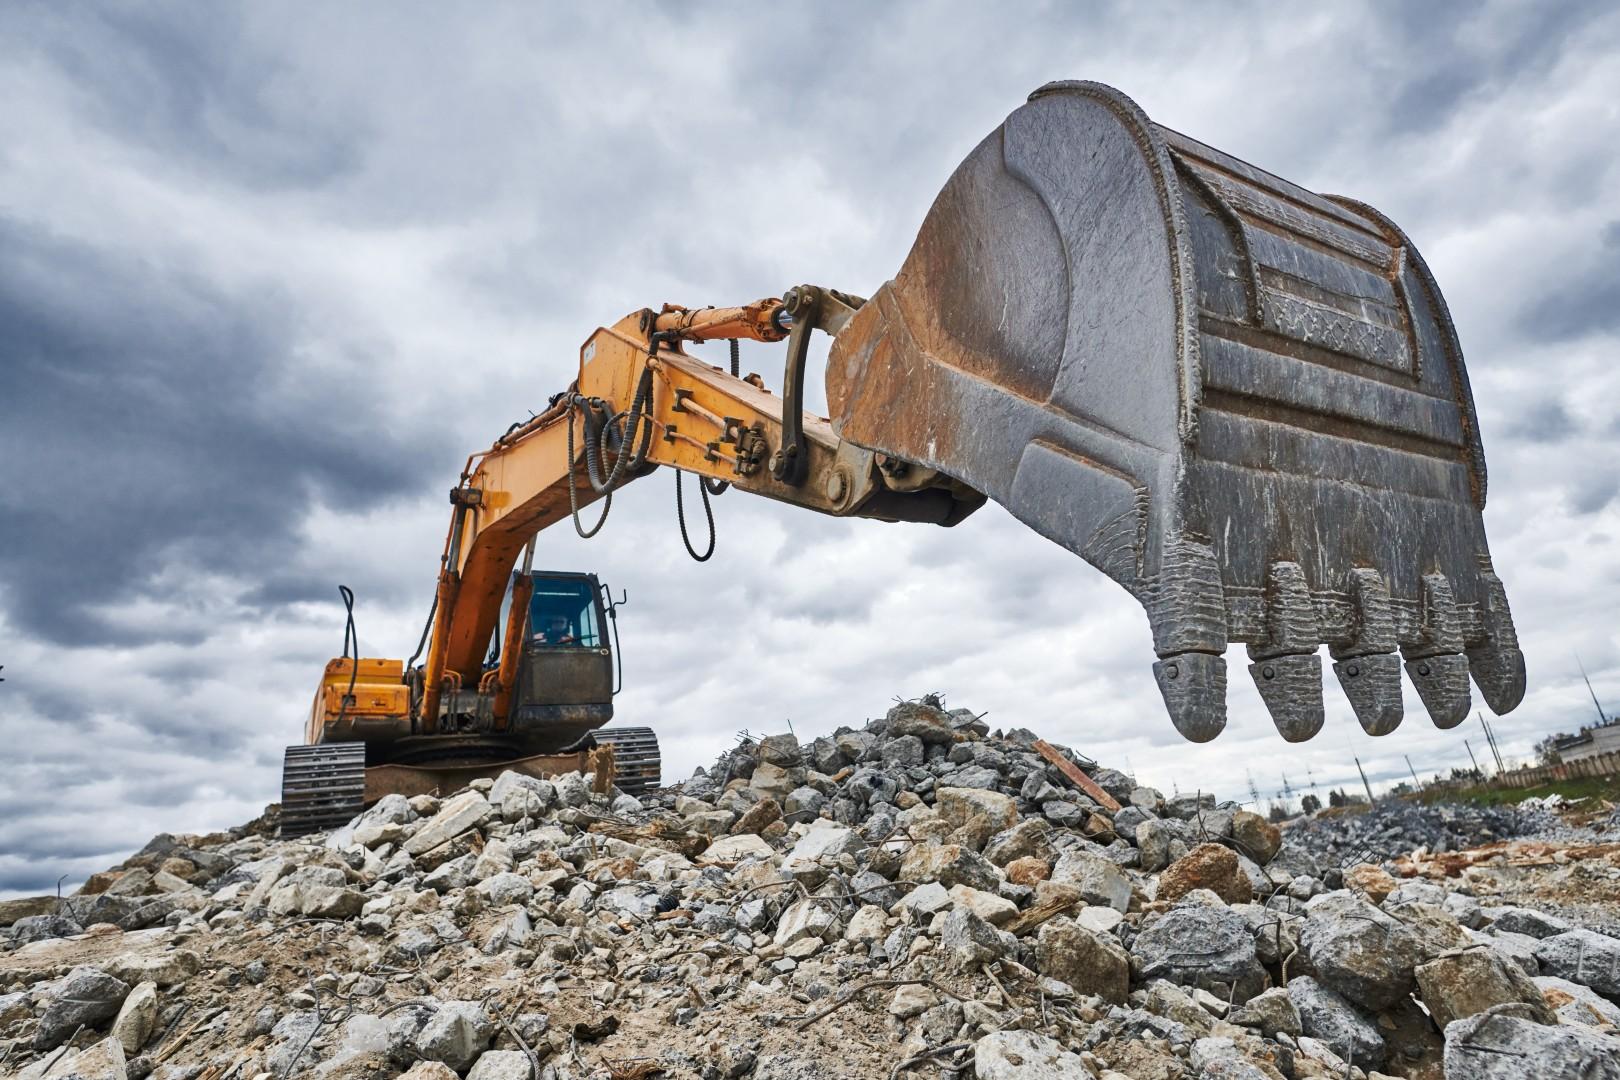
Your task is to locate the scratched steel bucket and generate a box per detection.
[827,80,1523,743]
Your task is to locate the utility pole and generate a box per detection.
[1480,713,1505,774]
[1404,754,1422,791]
[1246,771,1262,810]
[1488,718,1508,772]
[1578,654,1609,725]
[1466,739,1484,779]
[1354,755,1376,805]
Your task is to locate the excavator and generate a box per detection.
[280,81,1526,835]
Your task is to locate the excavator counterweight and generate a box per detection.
[283,80,1523,835]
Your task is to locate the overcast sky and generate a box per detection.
[3,2,1618,898]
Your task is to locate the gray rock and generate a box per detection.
[1488,904,1573,939]
[1135,818,1175,872]
[844,767,901,806]
[1229,986,1301,1039]
[833,730,877,763]
[1049,849,1131,911]
[403,791,494,856]
[413,1000,495,1072]
[1286,976,1384,1069]
[1443,890,1486,929]
[467,1050,535,1080]
[973,1029,1089,1079]
[39,1036,126,1079]
[1131,901,1266,1002]
[1443,1002,1620,1078]
[881,735,925,768]
[1416,948,1550,1030]
[1165,792,1217,820]
[35,967,131,1049]
[949,765,1004,791]
[475,872,534,906]
[774,899,838,946]
[1034,917,1128,1003]
[982,819,1055,867]
[1299,891,1423,1010]
[1535,929,1620,997]
[783,786,826,819]
[600,886,662,920]
[11,913,82,944]
[757,733,802,767]
[1537,975,1620,1027]
[111,980,159,1054]
[1111,805,1152,843]
[885,701,955,745]
[940,908,1008,971]
[900,843,1001,893]
[1475,927,1543,976]
[553,771,591,809]
[809,736,849,774]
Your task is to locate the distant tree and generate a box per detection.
[1267,804,1288,823]
[1534,735,1564,766]
[1329,788,1347,808]
[1301,793,1322,815]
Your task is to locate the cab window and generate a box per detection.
[529,578,601,647]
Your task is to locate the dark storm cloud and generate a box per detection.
[3,5,364,191]
[0,219,447,646]
[1519,229,1620,342]
[1501,398,1578,445]
[1377,1,1610,135]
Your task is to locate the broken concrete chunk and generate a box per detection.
[1035,917,1128,1003]
[1416,946,1551,1030]
[402,791,494,856]
[973,1029,1090,1079]
[1048,849,1131,912]
[34,967,131,1050]
[1443,1002,1620,1079]
[1299,891,1424,1010]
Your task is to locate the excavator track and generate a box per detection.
[279,743,367,837]
[592,726,661,794]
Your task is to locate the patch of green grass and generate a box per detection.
[1419,775,1620,808]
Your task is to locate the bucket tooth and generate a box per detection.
[1153,652,1226,743]
[1405,653,1472,729]
[1332,653,1404,736]
[1400,573,1472,729]
[1467,566,1526,714]
[1330,570,1402,734]
[1245,562,1323,740]
[1250,653,1325,742]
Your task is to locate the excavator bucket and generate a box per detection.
[827,80,1524,743]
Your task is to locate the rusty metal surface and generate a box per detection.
[827,80,1523,744]
[1032,739,1121,811]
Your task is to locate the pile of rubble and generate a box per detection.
[1280,800,1554,868]
[4,698,1620,1079]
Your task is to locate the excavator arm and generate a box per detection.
[308,80,1526,764]
[412,294,984,733]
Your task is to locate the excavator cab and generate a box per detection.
[509,571,617,747]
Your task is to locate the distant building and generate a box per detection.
[1553,722,1620,763]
